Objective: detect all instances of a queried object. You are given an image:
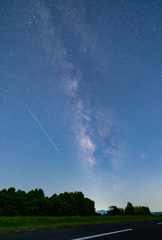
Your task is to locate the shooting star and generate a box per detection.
[23,102,59,153]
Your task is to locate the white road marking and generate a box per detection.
[158,223,162,225]
[71,228,133,240]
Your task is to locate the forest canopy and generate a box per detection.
[106,202,151,216]
[0,188,151,217]
[0,187,95,217]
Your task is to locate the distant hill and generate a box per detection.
[96,210,107,215]
[96,210,162,215]
[151,212,162,215]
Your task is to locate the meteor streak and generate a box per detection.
[23,102,59,153]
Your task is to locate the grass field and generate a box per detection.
[0,215,162,233]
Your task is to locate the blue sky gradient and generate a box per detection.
[1,0,162,211]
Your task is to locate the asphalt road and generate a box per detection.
[0,219,162,240]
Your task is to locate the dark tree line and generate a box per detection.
[0,187,95,217]
[106,202,151,215]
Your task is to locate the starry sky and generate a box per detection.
[1,0,162,212]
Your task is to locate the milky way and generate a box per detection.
[1,0,162,211]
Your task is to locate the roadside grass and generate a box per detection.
[0,215,162,233]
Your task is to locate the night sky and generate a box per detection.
[1,0,162,211]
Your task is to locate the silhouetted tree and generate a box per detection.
[50,194,63,216]
[134,206,151,215]
[59,192,78,216]
[85,197,95,215]
[125,202,135,215]
[107,206,121,215]
[72,192,92,216]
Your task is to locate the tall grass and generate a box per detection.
[0,215,161,233]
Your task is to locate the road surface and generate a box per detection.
[0,219,162,240]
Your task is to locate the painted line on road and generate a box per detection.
[71,228,133,240]
[158,223,162,225]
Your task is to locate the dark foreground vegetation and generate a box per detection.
[0,188,94,217]
[0,187,161,233]
[0,215,162,233]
